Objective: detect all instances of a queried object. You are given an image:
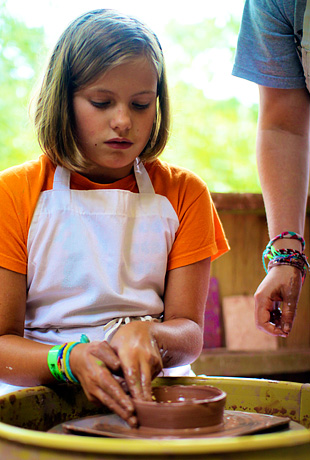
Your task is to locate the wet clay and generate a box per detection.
[133,385,226,430]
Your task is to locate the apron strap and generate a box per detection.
[53,166,71,190]
[53,160,155,194]
[134,158,155,194]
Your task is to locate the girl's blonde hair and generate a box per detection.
[34,9,170,171]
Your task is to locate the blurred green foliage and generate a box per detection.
[162,17,260,192]
[0,3,260,192]
[164,82,259,192]
[0,1,46,170]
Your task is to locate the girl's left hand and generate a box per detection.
[69,340,138,427]
[110,321,163,401]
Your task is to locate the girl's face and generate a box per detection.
[73,57,157,183]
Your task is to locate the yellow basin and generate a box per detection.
[0,376,310,459]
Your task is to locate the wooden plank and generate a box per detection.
[192,349,310,376]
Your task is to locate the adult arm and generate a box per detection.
[109,257,210,400]
[255,86,310,336]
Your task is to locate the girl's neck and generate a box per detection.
[78,163,135,184]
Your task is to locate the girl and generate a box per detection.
[0,9,229,427]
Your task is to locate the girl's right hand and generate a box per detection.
[69,340,137,427]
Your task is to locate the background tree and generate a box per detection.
[162,17,260,192]
[0,1,46,170]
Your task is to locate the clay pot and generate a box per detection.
[134,385,226,430]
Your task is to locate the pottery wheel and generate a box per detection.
[50,411,297,439]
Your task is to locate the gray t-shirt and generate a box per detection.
[232,0,307,88]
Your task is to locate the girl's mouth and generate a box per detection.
[105,138,133,150]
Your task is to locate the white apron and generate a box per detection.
[301,0,310,90]
[0,159,193,396]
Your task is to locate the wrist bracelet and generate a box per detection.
[268,258,308,283]
[47,344,66,381]
[263,231,308,275]
[266,232,305,252]
[63,342,80,384]
[47,334,90,383]
[263,245,310,284]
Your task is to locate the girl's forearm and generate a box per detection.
[151,318,203,369]
[0,335,52,386]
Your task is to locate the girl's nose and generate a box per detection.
[110,105,132,132]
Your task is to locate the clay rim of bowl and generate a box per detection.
[133,385,227,407]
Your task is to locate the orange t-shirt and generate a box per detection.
[0,155,229,275]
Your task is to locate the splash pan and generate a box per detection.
[0,377,310,459]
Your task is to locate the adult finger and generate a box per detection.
[280,301,297,334]
[280,269,302,334]
[255,293,288,338]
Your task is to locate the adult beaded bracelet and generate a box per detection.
[262,232,309,283]
[265,231,305,252]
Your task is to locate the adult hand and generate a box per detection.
[254,265,302,337]
[110,320,163,401]
[69,340,137,427]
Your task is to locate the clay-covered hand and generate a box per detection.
[254,265,302,337]
[69,340,137,427]
[110,321,163,401]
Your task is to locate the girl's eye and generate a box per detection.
[91,101,110,109]
[132,103,150,110]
